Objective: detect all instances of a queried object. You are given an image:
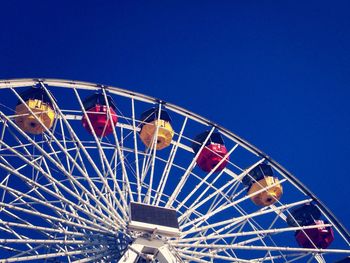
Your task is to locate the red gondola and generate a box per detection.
[287,204,334,249]
[191,131,229,173]
[294,220,334,249]
[81,93,118,137]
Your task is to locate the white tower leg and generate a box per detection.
[156,245,178,263]
[118,243,144,263]
[118,238,180,263]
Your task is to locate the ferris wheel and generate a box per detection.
[0,78,349,263]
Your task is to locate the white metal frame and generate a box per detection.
[0,78,348,262]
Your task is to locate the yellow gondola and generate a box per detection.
[243,163,283,206]
[15,87,55,134]
[139,108,174,150]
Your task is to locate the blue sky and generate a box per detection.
[0,0,349,236]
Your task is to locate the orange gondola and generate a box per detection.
[139,108,174,150]
[242,163,282,206]
[15,87,55,134]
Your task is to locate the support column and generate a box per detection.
[118,238,179,263]
[156,244,178,263]
[118,243,143,263]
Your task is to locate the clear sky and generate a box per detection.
[0,0,349,235]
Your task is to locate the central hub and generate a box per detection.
[128,202,180,237]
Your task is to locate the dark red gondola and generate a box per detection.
[287,204,334,249]
[191,131,229,173]
[294,220,334,249]
[81,93,118,137]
